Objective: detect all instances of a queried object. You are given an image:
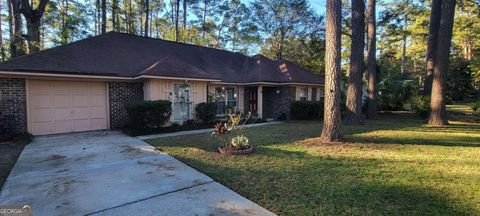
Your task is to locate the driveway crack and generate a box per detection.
[84,180,215,215]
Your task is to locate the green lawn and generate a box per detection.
[147,114,480,215]
[447,104,474,114]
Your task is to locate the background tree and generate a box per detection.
[250,0,320,60]
[344,0,365,125]
[144,0,149,36]
[101,0,106,33]
[424,0,441,96]
[9,0,26,57]
[367,0,377,119]
[428,0,456,125]
[0,0,4,61]
[19,0,49,53]
[321,0,342,142]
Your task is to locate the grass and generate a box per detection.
[447,104,474,114]
[146,113,480,215]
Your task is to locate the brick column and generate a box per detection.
[0,78,27,134]
[108,81,144,129]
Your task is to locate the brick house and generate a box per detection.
[0,32,324,136]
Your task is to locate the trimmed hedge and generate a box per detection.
[195,102,217,123]
[125,100,172,130]
[290,101,324,120]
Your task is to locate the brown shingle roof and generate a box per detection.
[0,32,324,84]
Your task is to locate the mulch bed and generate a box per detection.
[0,142,26,188]
[217,146,253,155]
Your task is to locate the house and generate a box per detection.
[0,32,324,136]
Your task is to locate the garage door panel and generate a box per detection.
[31,122,53,135]
[90,83,106,93]
[74,107,91,119]
[73,119,91,132]
[54,95,72,107]
[54,120,73,133]
[91,107,106,118]
[54,108,72,121]
[91,95,106,106]
[52,82,72,94]
[71,82,90,93]
[30,108,52,122]
[91,118,107,130]
[29,80,51,93]
[30,95,52,108]
[28,80,108,135]
[73,95,90,107]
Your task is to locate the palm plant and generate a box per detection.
[377,67,418,111]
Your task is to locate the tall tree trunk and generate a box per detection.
[144,0,149,36]
[101,0,106,33]
[61,0,67,43]
[366,0,377,119]
[96,0,100,34]
[428,0,456,126]
[321,0,342,142]
[0,0,5,61]
[182,0,186,30]
[175,0,179,41]
[8,0,14,57]
[112,0,117,31]
[400,14,407,74]
[129,0,133,34]
[201,0,207,41]
[8,0,14,43]
[345,0,365,125]
[424,0,442,96]
[19,0,48,53]
[9,0,25,57]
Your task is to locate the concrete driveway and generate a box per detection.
[0,131,274,216]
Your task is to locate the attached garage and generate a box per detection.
[27,80,109,135]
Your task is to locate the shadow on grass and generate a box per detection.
[171,147,477,215]
[151,113,480,152]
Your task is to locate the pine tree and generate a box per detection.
[345,0,365,125]
[321,0,342,142]
[428,0,456,125]
[366,0,377,119]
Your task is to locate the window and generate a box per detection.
[215,87,237,115]
[312,87,317,101]
[319,88,325,97]
[299,87,308,101]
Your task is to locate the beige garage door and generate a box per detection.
[28,80,108,135]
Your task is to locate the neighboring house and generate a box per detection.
[0,32,324,136]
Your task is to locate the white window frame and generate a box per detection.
[215,86,238,115]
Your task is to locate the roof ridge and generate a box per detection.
[109,31,252,59]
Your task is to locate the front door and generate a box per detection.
[247,87,258,113]
[173,84,191,122]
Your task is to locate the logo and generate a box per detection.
[0,205,32,216]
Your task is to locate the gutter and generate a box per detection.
[0,71,322,86]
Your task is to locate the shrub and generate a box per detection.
[470,101,480,116]
[195,102,217,123]
[212,114,252,150]
[377,67,417,111]
[13,133,34,145]
[125,100,172,130]
[410,96,430,119]
[231,135,250,150]
[290,101,323,120]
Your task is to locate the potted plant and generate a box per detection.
[212,113,253,155]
